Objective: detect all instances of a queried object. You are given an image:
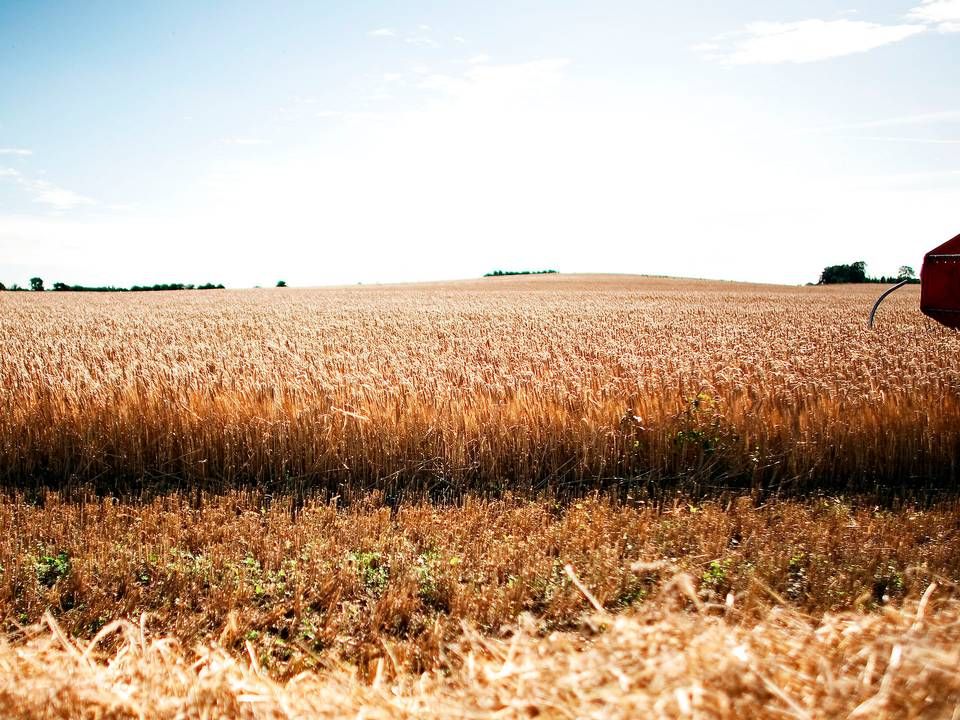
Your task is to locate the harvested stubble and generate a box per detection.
[1,583,958,718]
[2,492,960,680]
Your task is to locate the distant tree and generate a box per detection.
[276,280,287,288]
[897,265,916,281]
[0,282,5,291]
[29,277,44,292]
[818,262,867,285]
[52,282,70,291]
[483,269,559,278]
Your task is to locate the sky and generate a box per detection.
[1,0,959,288]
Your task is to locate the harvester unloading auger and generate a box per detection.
[868,232,960,329]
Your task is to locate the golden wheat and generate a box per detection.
[1,275,957,495]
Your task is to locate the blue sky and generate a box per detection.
[1,0,958,287]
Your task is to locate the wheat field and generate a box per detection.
[2,274,960,717]
[2,275,958,498]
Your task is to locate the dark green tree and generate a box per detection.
[276,280,287,288]
[818,262,867,285]
[897,265,916,280]
[29,277,44,292]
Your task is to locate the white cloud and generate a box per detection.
[702,19,925,64]
[908,0,960,31]
[0,167,95,210]
[467,54,491,65]
[845,135,960,144]
[820,110,960,130]
[419,59,570,109]
[404,35,438,48]
[0,148,32,156]
[805,110,960,138]
[369,25,439,47]
[29,181,95,210]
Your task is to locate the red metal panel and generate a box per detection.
[921,232,960,328]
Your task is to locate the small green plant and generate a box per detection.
[35,551,70,588]
[616,579,648,607]
[531,560,568,605]
[86,614,110,634]
[349,551,389,596]
[673,392,736,455]
[702,559,731,590]
[415,551,441,602]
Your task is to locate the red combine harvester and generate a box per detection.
[869,232,960,329]
[920,232,960,329]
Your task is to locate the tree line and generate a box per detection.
[484,269,559,277]
[817,262,919,285]
[0,278,225,292]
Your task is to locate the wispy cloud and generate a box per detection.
[368,25,439,48]
[908,0,960,32]
[404,34,438,48]
[0,148,33,156]
[0,167,95,210]
[701,2,960,65]
[700,19,925,64]
[29,181,96,210]
[844,135,960,144]
[418,58,570,109]
[810,110,960,132]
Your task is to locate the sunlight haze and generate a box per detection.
[1,1,958,287]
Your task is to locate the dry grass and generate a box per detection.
[2,582,958,718]
[2,275,958,497]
